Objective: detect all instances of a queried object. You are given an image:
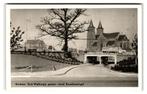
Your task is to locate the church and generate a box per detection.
[87,20,131,53]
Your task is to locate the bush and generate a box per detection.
[111,57,138,73]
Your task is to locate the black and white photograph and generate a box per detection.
[6,4,142,88]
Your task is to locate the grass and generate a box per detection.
[11,54,72,72]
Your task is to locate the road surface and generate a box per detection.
[11,64,138,87]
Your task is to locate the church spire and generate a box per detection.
[96,20,103,35]
[88,20,95,28]
[98,21,103,29]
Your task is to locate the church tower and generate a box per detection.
[96,21,104,51]
[87,20,95,51]
[96,21,103,35]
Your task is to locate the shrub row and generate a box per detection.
[12,51,83,65]
[111,64,138,73]
[34,52,83,65]
[111,57,138,73]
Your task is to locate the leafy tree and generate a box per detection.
[37,9,87,57]
[11,25,24,51]
[132,34,138,64]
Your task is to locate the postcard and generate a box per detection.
[6,4,142,88]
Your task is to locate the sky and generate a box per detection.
[11,8,137,50]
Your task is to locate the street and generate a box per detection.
[11,64,138,87]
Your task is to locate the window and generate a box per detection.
[92,42,97,46]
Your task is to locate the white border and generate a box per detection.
[7,4,141,9]
[6,4,142,91]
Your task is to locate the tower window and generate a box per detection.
[92,42,97,46]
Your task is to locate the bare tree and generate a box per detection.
[11,23,24,51]
[37,9,87,57]
[132,34,138,64]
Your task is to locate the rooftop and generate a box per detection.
[103,32,119,39]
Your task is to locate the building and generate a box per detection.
[24,39,46,51]
[87,20,131,53]
[85,20,132,64]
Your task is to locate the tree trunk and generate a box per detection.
[64,30,68,53]
[63,9,70,58]
[64,10,68,52]
[63,29,70,58]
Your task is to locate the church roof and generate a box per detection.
[117,35,129,41]
[103,32,119,39]
[98,21,103,29]
[88,20,95,28]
